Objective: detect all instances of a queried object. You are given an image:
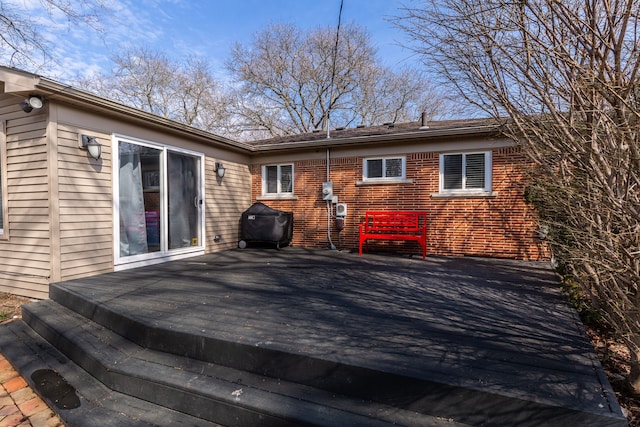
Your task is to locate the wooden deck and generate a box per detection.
[0,248,627,426]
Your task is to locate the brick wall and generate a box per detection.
[250,146,549,260]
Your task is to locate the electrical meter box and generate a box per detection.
[322,182,334,201]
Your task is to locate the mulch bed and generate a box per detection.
[0,293,31,324]
[586,325,640,426]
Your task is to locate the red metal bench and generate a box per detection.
[359,211,427,259]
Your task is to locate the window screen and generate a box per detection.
[441,152,490,192]
[264,164,294,195]
[385,158,403,178]
[443,154,463,190]
[364,157,405,180]
[465,153,485,189]
[266,166,278,193]
[280,165,293,193]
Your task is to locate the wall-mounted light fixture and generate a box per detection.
[20,95,44,113]
[214,162,226,178]
[80,135,102,160]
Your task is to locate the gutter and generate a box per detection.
[248,125,503,154]
[33,77,254,154]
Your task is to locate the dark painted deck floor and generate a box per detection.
[45,248,624,425]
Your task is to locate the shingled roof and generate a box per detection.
[247,117,504,152]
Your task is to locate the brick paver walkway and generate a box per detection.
[0,354,63,427]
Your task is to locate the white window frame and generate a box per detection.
[362,156,406,181]
[262,164,294,196]
[439,151,492,195]
[113,135,206,271]
[0,120,6,239]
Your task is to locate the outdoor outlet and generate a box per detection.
[331,195,338,204]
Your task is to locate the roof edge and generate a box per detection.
[249,124,503,153]
[1,67,506,155]
[36,78,253,152]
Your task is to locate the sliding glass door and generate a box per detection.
[119,142,161,257]
[168,151,201,250]
[115,137,204,267]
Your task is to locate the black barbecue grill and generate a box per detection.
[239,202,293,249]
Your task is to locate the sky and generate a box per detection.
[28,0,422,83]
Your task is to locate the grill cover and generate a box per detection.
[240,202,293,247]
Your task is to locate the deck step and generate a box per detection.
[0,320,220,427]
[47,277,626,427]
[20,300,454,427]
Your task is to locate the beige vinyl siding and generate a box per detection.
[1,81,254,298]
[57,124,113,281]
[205,158,251,251]
[0,96,51,299]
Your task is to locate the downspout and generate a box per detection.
[326,148,336,250]
[326,148,330,183]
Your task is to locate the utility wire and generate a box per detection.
[326,0,343,139]
[326,0,344,250]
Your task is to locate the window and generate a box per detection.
[0,121,5,236]
[440,152,492,193]
[114,136,205,269]
[363,156,405,180]
[263,164,294,195]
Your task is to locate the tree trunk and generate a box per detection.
[626,340,640,396]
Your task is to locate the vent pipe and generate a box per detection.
[420,112,429,130]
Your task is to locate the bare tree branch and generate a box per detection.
[397,0,640,393]
[226,22,447,137]
[77,46,236,139]
[0,0,107,70]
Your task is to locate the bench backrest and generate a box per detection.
[363,211,427,233]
